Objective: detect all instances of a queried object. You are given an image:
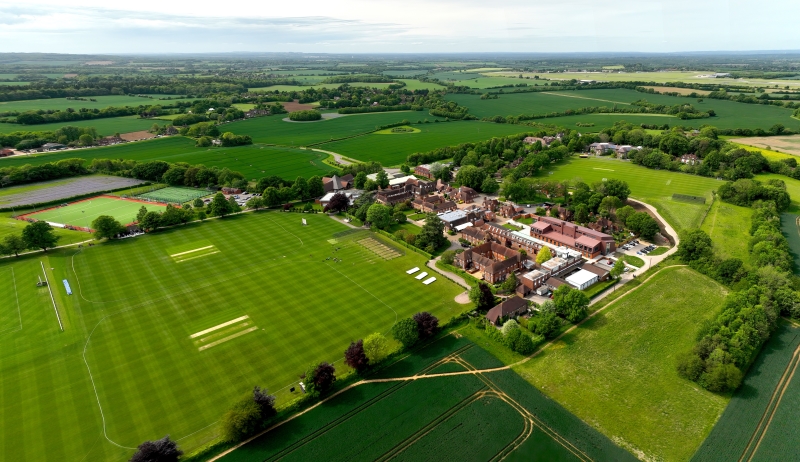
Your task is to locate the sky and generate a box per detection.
[0,0,798,54]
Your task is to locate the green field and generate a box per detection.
[0,137,335,180]
[224,112,444,146]
[701,200,752,262]
[135,186,210,204]
[515,266,729,461]
[760,173,800,212]
[0,212,86,246]
[692,322,800,461]
[0,95,192,113]
[781,213,800,271]
[487,70,800,89]
[447,88,797,130]
[0,115,158,136]
[318,121,531,165]
[24,196,166,228]
[220,336,636,462]
[542,157,722,230]
[0,212,464,460]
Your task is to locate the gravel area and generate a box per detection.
[0,176,147,208]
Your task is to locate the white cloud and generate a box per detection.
[0,0,797,53]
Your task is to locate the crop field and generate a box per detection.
[692,323,800,462]
[542,157,722,230]
[220,336,636,462]
[135,186,210,204]
[701,200,752,262]
[21,195,166,229]
[729,135,800,157]
[0,175,146,208]
[0,212,464,461]
[780,213,800,271]
[447,88,797,130]
[515,266,729,461]
[0,137,335,181]
[225,112,444,146]
[0,95,192,113]
[0,115,159,136]
[318,120,531,165]
[759,173,800,212]
[485,71,800,89]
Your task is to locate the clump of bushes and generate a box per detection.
[288,110,322,121]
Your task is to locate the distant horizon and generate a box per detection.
[2,0,798,54]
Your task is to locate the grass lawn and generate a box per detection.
[0,95,193,113]
[502,223,523,231]
[542,157,720,231]
[515,266,729,462]
[648,246,669,256]
[0,212,464,461]
[23,196,166,228]
[622,255,645,267]
[387,221,422,235]
[700,200,752,262]
[407,212,426,220]
[317,121,531,166]
[0,211,86,246]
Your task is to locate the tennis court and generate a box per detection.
[21,196,166,230]
[136,187,211,204]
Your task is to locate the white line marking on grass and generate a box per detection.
[190,316,250,339]
[175,251,220,263]
[198,327,259,351]
[0,268,23,335]
[666,179,672,185]
[170,245,215,258]
[592,168,614,171]
[41,261,63,331]
[325,262,399,331]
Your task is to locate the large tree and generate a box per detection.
[139,211,162,232]
[626,212,660,240]
[415,214,447,252]
[376,170,389,189]
[363,333,390,363]
[455,165,487,190]
[677,229,713,262]
[413,312,439,339]
[610,258,626,278]
[220,394,261,442]
[391,318,419,348]
[1,234,26,257]
[366,203,392,229]
[263,187,281,207]
[129,435,182,462]
[303,362,336,397]
[209,192,233,217]
[469,282,495,311]
[292,176,309,200]
[307,175,325,198]
[535,246,552,264]
[552,286,589,323]
[22,221,59,252]
[91,215,125,239]
[327,192,350,213]
[252,386,276,420]
[344,340,369,373]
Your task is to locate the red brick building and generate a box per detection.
[529,215,615,258]
[454,242,522,283]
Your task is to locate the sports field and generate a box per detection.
[515,266,729,461]
[0,138,336,180]
[701,200,752,262]
[220,336,636,462]
[0,212,464,461]
[23,196,165,229]
[136,186,210,204]
[692,322,800,462]
[542,157,721,231]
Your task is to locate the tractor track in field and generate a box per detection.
[210,264,687,461]
[738,340,800,462]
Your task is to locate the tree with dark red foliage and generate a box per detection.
[302,362,336,397]
[328,192,350,213]
[413,312,439,339]
[344,339,369,373]
[253,386,277,419]
[129,435,182,462]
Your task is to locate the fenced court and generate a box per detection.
[136,186,210,204]
[18,195,166,231]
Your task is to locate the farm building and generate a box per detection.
[486,297,529,325]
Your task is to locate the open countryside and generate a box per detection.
[1,14,800,462]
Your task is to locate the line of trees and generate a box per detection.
[0,221,60,256]
[676,200,800,392]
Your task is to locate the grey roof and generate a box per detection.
[438,210,468,223]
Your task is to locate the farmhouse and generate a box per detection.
[454,241,522,283]
[415,164,433,179]
[529,215,615,258]
[588,142,617,155]
[680,154,701,165]
[486,297,529,325]
[615,145,642,157]
[244,108,269,118]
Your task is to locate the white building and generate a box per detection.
[565,269,598,290]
